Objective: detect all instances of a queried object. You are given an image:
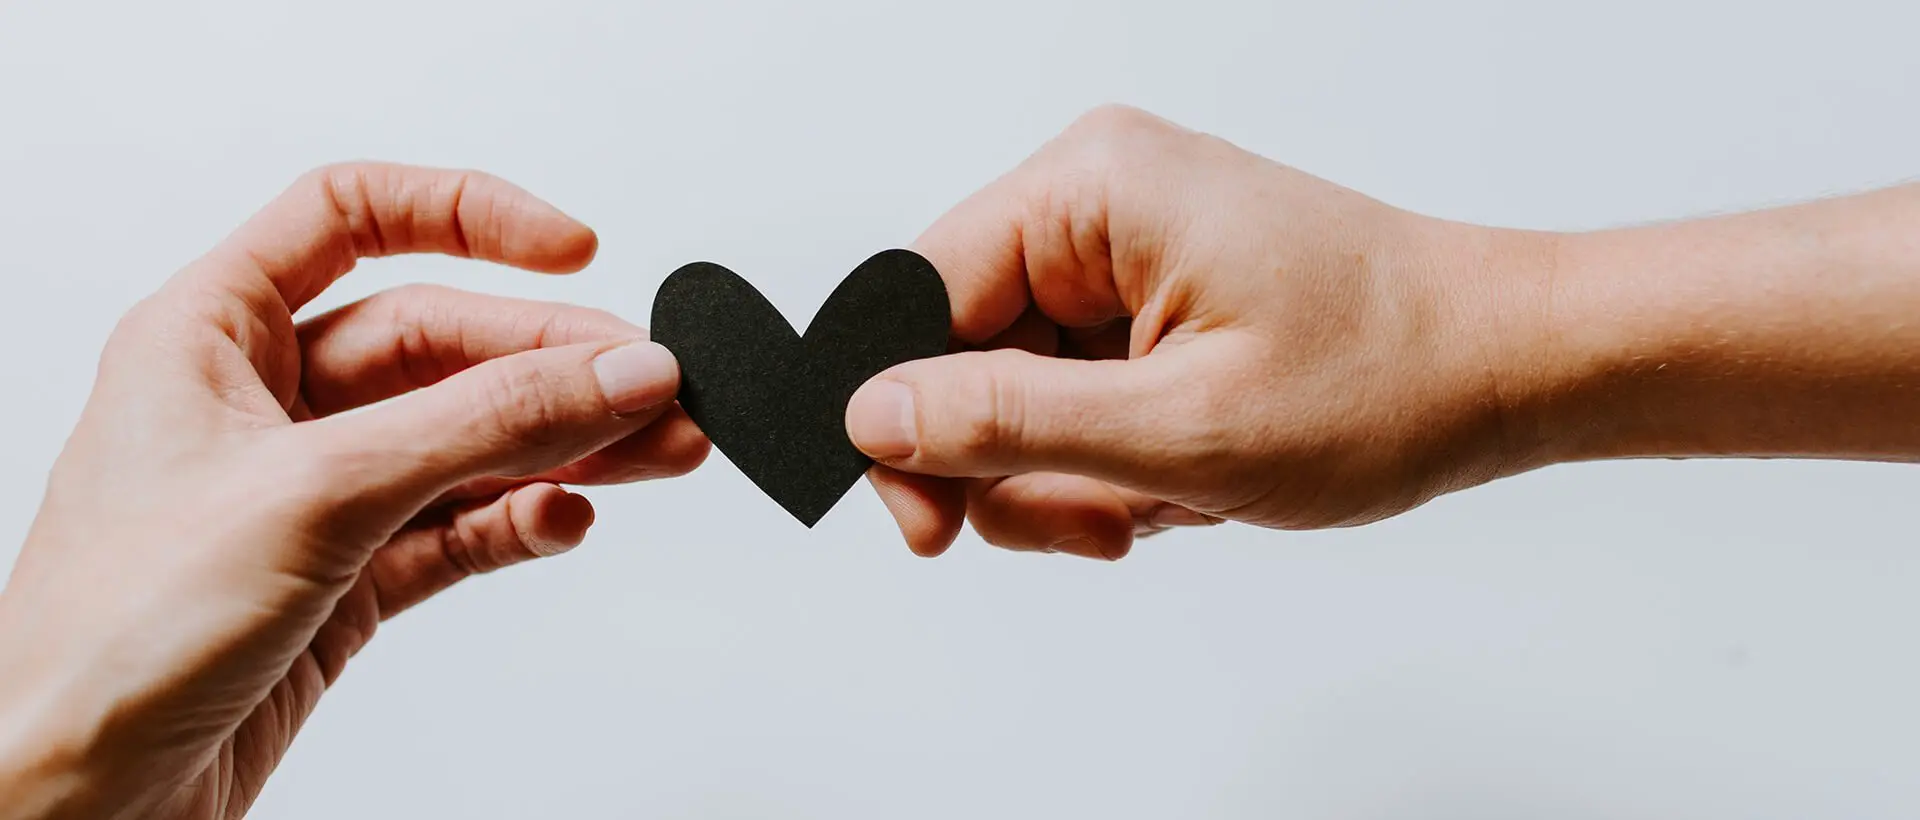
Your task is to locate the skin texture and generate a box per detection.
[847,104,1920,560]
[0,164,710,820]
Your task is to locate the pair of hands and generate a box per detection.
[7,105,1467,818]
[7,104,1918,819]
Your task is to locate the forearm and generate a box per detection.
[1508,184,1920,465]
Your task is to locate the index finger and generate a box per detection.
[911,105,1192,344]
[188,162,598,311]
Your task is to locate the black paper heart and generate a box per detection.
[649,249,950,526]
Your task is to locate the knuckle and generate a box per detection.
[377,283,462,337]
[301,161,386,196]
[438,169,484,258]
[292,164,337,194]
[474,366,575,456]
[384,281,457,305]
[575,306,636,337]
[375,284,462,388]
[101,294,166,359]
[1022,106,1183,268]
[437,517,491,577]
[1060,103,1171,170]
[302,162,388,257]
[295,163,357,209]
[1069,103,1161,136]
[942,401,1006,466]
[926,351,1026,467]
[529,303,630,348]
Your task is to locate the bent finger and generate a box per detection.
[308,340,679,515]
[913,105,1195,344]
[865,466,967,558]
[435,407,711,504]
[192,162,596,311]
[369,483,595,618]
[964,473,1135,561]
[297,284,642,417]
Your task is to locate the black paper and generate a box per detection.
[650,249,951,526]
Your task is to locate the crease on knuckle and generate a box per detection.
[937,353,1024,468]
[574,306,639,341]
[436,513,491,578]
[442,170,477,258]
[510,299,631,354]
[477,367,572,456]
[381,284,461,387]
[310,163,391,259]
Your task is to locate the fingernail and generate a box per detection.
[846,380,918,458]
[593,341,679,415]
[1148,505,1219,528]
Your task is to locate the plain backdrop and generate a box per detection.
[3,1,1918,817]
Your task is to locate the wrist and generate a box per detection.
[1416,218,1573,480]
[1457,222,1684,471]
[1516,226,1670,465]
[1441,218,1745,472]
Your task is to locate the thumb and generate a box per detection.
[310,339,680,511]
[846,347,1205,487]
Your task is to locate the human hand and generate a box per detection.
[847,106,1555,559]
[0,164,709,819]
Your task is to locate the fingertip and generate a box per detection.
[649,409,714,477]
[909,182,1037,345]
[525,220,599,274]
[493,183,599,273]
[511,483,596,557]
[556,225,600,273]
[1050,513,1133,561]
[846,378,920,461]
[867,466,965,557]
[593,340,681,416]
[547,489,597,547]
[967,473,1135,561]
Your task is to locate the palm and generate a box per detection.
[137,312,486,819]
[151,584,374,819]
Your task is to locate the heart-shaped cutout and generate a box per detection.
[650,249,950,526]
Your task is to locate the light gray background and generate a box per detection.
[2,1,1917,817]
